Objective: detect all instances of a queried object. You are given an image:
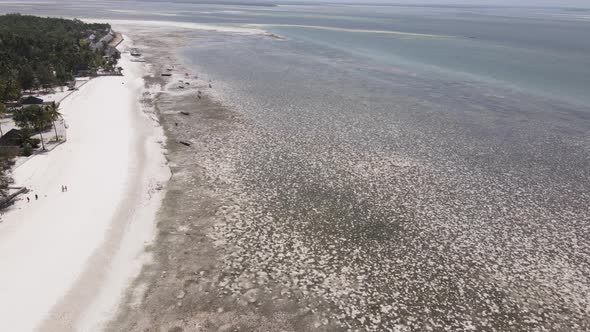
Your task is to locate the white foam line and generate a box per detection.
[80,18,271,36]
[246,24,446,38]
[109,9,180,17]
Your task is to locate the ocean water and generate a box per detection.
[4,1,590,330]
[5,1,590,104]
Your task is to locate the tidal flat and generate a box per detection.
[109,26,590,332]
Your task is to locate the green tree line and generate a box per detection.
[0,14,110,101]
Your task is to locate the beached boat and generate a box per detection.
[130,48,141,56]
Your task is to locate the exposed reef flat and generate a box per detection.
[110,26,590,332]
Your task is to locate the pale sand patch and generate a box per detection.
[0,37,169,331]
[79,17,272,36]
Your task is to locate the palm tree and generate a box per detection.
[13,105,50,150]
[45,102,62,142]
[33,107,50,150]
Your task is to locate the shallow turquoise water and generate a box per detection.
[5,2,589,105]
[266,24,590,105]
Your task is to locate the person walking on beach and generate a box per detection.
[64,185,68,192]
[26,197,30,203]
[35,194,38,200]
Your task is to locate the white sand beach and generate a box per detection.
[0,38,169,331]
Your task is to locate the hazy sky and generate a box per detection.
[65,0,590,9]
[308,0,590,7]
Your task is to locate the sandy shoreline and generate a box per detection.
[0,37,169,331]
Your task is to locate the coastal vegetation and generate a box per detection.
[13,105,53,151]
[0,14,111,101]
[46,102,63,142]
[0,149,15,202]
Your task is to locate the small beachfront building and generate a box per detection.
[20,96,44,107]
[0,128,22,146]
